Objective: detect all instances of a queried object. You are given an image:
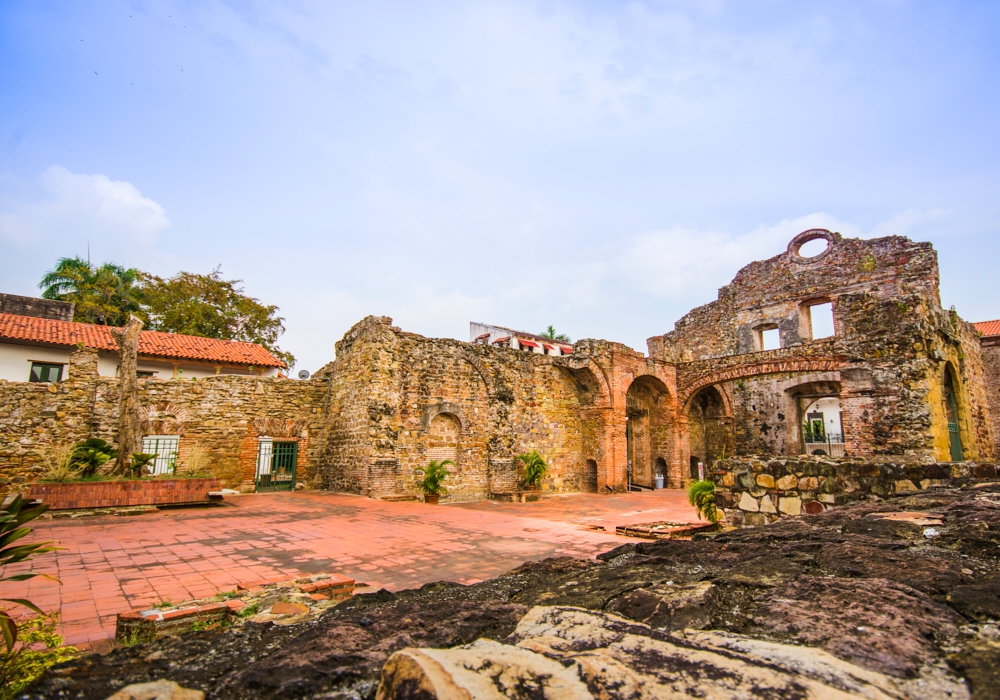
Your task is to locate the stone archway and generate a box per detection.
[625,375,673,489]
[684,385,732,486]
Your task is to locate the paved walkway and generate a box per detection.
[4,489,697,647]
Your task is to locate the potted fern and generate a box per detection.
[418,459,452,504]
[517,450,548,491]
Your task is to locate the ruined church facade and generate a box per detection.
[314,230,996,499]
[0,230,994,499]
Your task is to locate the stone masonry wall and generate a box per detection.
[0,348,329,494]
[981,338,1000,459]
[713,455,1000,527]
[650,230,995,464]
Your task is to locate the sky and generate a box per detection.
[1,1,998,373]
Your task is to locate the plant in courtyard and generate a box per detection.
[127,453,158,479]
[69,438,117,478]
[0,494,61,653]
[0,614,76,700]
[517,450,548,489]
[39,445,76,482]
[687,480,719,525]
[418,460,452,496]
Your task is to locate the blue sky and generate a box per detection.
[1,1,998,372]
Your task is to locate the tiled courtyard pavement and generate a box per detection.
[5,489,698,647]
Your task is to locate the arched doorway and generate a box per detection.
[944,364,964,462]
[686,385,732,483]
[625,376,672,490]
[786,381,843,457]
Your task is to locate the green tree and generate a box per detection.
[540,326,571,343]
[516,450,548,488]
[39,257,144,326]
[139,268,294,368]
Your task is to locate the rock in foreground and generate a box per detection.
[28,485,1000,699]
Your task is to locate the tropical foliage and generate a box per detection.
[127,453,158,479]
[69,438,117,479]
[418,459,452,496]
[687,480,719,524]
[140,268,294,368]
[39,257,144,326]
[517,450,548,488]
[540,325,570,343]
[38,259,294,368]
[0,614,76,700]
[0,494,60,653]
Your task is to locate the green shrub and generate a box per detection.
[687,480,719,524]
[127,453,158,479]
[418,460,452,496]
[69,438,117,478]
[0,494,60,652]
[517,450,548,488]
[0,614,76,699]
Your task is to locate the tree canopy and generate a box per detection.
[37,260,294,369]
[540,325,571,343]
[39,257,144,326]
[141,269,294,368]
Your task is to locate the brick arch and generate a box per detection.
[679,358,845,407]
[139,403,190,436]
[542,355,612,408]
[252,417,306,439]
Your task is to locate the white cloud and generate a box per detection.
[0,166,170,249]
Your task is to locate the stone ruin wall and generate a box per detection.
[2,229,997,501]
[714,455,1000,527]
[981,337,1000,458]
[0,347,330,494]
[316,316,611,501]
[651,230,996,464]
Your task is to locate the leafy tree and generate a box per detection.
[540,326,570,343]
[417,459,452,496]
[139,268,294,368]
[39,257,144,326]
[687,480,719,524]
[517,450,548,488]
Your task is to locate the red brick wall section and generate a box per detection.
[27,477,220,509]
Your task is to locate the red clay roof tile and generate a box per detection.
[975,320,1000,338]
[0,313,285,368]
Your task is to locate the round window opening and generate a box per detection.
[797,238,829,258]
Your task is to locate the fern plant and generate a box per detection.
[687,479,719,524]
[69,438,117,478]
[127,453,158,479]
[418,459,453,496]
[517,450,548,489]
[0,494,61,652]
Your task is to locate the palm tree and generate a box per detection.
[39,257,144,326]
[540,325,571,343]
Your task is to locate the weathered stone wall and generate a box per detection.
[713,455,1000,527]
[0,348,329,493]
[651,230,996,465]
[980,337,1000,459]
[0,293,74,321]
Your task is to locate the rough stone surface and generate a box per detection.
[378,606,911,699]
[28,484,1000,699]
[105,680,204,700]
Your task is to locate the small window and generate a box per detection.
[141,435,180,475]
[760,328,781,351]
[137,371,156,379]
[29,362,64,383]
[808,302,835,339]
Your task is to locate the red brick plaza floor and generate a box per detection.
[5,489,698,646]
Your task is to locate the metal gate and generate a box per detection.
[256,438,297,491]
